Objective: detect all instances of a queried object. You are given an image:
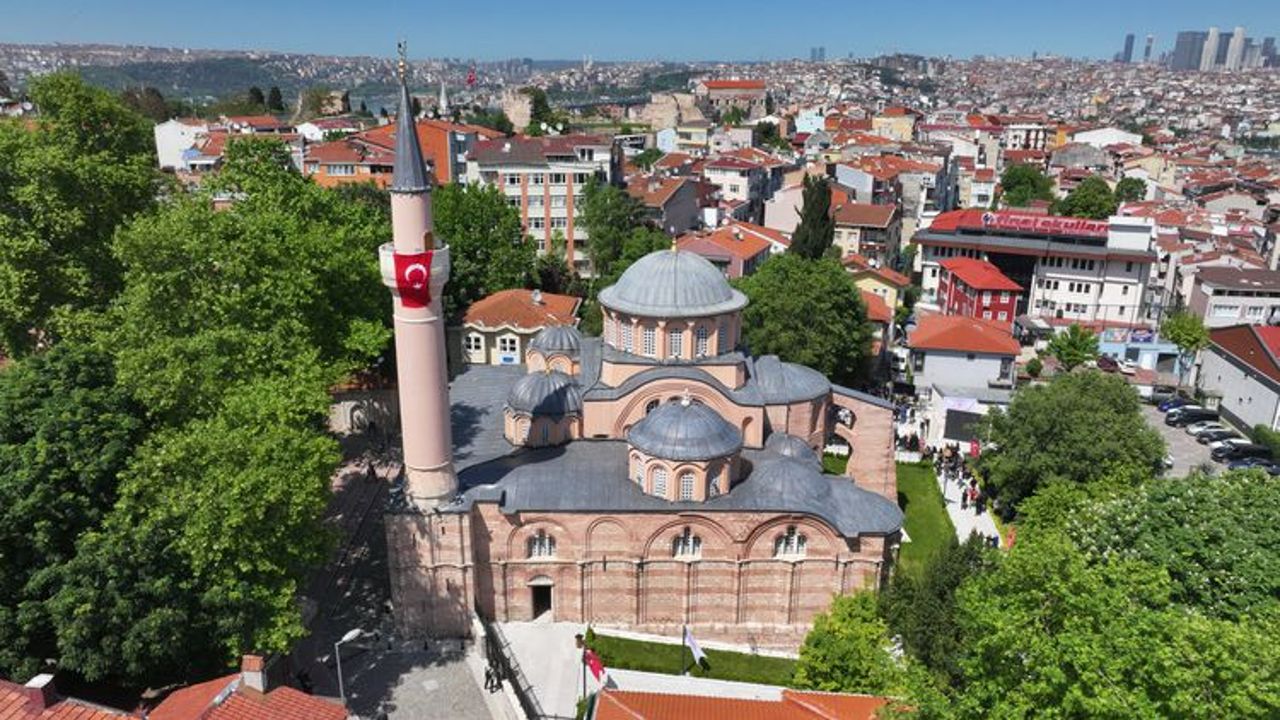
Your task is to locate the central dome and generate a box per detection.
[627,398,743,461]
[599,250,748,318]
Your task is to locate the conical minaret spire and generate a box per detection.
[392,43,431,194]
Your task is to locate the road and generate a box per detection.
[1141,405,1215,477]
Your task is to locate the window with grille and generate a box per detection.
[643,326,656,357]
[773,526,807,557]
[672,527,702,557]
[622,323,634,353]
[632,456,643,484]
[652,467,668,497]
[695,326,709,356]
[669,328,684,358]
[527,530,556,558]
[499,336,518,354]
[717,323,727,353]
[679,472,695,500]
[465,334,483,352]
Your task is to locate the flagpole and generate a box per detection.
[680,624,686,676]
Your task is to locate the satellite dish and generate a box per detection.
[541,122,549,131]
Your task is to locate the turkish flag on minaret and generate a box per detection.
[393,250,434,308]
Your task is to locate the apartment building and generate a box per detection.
[936,257,1023,328]
[1188,266,1280,327]
[465,134,615,276]
[915,210,1154,329]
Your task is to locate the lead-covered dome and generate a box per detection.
[529,324,582,356]
[764,433,822,469]
[599,249,748,318]
[506,371,583,416]
[627,398,743,461]
[754,355,832,403]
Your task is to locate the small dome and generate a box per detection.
[765,433,821,469]
[754,355,831,403]
[529,324,582,356]
[599,249,748,319]
[627,398,743,461]
[506,371,583,416]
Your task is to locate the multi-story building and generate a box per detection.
[906,314,1020,398]
[1188,267,1280,328]
[915,210,1154,329]
[1199,324,1280,430]
[1171,31,1208,71]
[832,202,901,264]
[702,156,768,223]
[936,257,1023,328]
[693,79,768,120]
[465,134,615,276]
[360,118,501,186]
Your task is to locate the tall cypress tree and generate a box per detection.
[789,174,835,260]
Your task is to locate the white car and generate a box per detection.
[1186,421,1228,437]
[1119,359,1138,375]
[1208,437,1250,451]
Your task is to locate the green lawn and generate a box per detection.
[822,452,848,475]
[895,462,955,577]
[588,633,797,686]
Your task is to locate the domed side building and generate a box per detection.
[387,247,903,650]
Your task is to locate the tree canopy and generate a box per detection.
[0,73,157,355]
[999,164,1054,207]
[1115,176,1148,203]
[736,254,871,386]
[432,181,536,321]
[793,592,904,695]
[1161,310,1209,383]
[1053,175,1118,219]
[977,370,1164,514]
[789,174,835,260]
[580,177,646,280]
[1046,323,1098,371]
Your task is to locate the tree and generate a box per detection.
[119,86,170,122]
[753,121,790,151]
[1054,175,1118,219]
[266,86,284,112]
[736,254,872,386]
[977,370,1164,514]
[580,177,645,280]
[999,163,1054,207]
[0,72,156,355]
[521,87,562,135]
[1025,355,1042,378]
[109,137,390,423]
[793,592,904,694]
[246,86,265,108]
[465,108,514,135]
[721,106,747,125]
[789,175,835,260]
[0,69,11,98]
[1160,310,1208,384]
[0,342,145,681]
[632,147,663,170]
[432,182,537,321]
[1115,176,1147,203]
[952,530,1280,719]
[1046,323,1098,371]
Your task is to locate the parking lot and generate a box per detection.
[1141,404,1217,477]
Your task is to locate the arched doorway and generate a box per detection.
[528,575,554,619]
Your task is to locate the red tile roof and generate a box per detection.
[832,202,896,228]
[909,313,1019,355]
[701,79,766,91]
[1209,325,1280,385]
[940,257,1022,291]
[861,290,893,324]
[462,289,581,331]
[592,688,888,720]
[626,176,689,209]
[150,675,345,720]
[0,679,134,720]
[677,221,781,260]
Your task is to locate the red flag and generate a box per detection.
[466,66,477,87]
[393,250,433,308]
[583,649,606,682]
[969,439,980,457]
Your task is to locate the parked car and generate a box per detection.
[1149,385,1179,405]
[1211,442,1272,463]
[1096,356,1120,372]
[1198,429,1241,445]
[1166,407,1217,427]
[1159,397,1193,412]
[1185,421,1228,437]
[1119,359,1137,375]
[1228,456,1274,470]
[1209,437,1251,451]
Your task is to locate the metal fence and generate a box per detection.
[481,618,576,720]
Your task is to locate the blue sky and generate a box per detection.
[3,0,1278,61]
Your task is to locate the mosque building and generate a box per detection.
[378,55,903,649]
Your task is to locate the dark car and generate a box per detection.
[1228,456,1273,469]
[1166,407,1217,427]
[1199,429,1241,445]
[1159,397,1193,412]
[1096,356,1120,372]
[1149,385,1179,405]
[1211,442,1272,463]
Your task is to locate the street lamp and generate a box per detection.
[334,628,364,703]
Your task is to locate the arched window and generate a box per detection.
[773,526,807,558]
[642,326,656,357]
[707,467,722,498]
[672,527,702,558]
[668,326,684,358]
[694,325,709,356]
[645,398,660,415]
[631,455,643,484]
[527,530,556,558]
[541,423,550,445]
[679,471,696,501]
[717,322,728,353]
[652,467,668,497]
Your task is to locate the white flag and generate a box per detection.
[684,627,707,667]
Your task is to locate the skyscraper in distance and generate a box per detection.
[1144,35,1154,63]
[1122,33,1135,63]
[1171,31,1207,71]
[1225,26,1246,69]
[1200,26,1220,71]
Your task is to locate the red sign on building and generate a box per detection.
[966,212,1110,239]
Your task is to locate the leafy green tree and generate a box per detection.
[119,86,170,122]
[1046,323,1098,371]
[246,86,265,108]
[632,147,663,170]
[952,530,1280,719]
[793,592,903,694]
[977,370,1164,514]
[1115,176,1147,203]
[1160,310,1209,384]
[1072,470,1280,621]
[521,87,563,135]
[721,106,747,125]
[465,108,514,135]
[535,231,577,295]
[1053,175,1118,219]
[432,182,537,320]
[752,121,790,151]
[1025,355,1043,378]
[0,70,11,98]
[110,137,389,423]
[266,86,284,112]
[789,175,835,260]
[737,254,871,386]
[580,177,645,279]
[0,72,156,355]
[999,163,1054,207]
[0,342,145,680]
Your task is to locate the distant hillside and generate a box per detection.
[77,57,291,99]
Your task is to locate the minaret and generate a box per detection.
[381,43,457,509]
[438,80,449,116]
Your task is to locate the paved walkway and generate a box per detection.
[935,467,1002,544]
[500,621,605,719]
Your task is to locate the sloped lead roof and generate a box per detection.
[598,250,747,318]
[529,324,583,356]
[391,77,431,193]
[506,371,583,417]
[626,398,743,461]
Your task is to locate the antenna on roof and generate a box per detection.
[397,39,408,83]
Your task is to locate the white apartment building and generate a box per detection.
[914,210,1155,328]
[465,134,614,276]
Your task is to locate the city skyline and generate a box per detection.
[3,0,1279,62]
